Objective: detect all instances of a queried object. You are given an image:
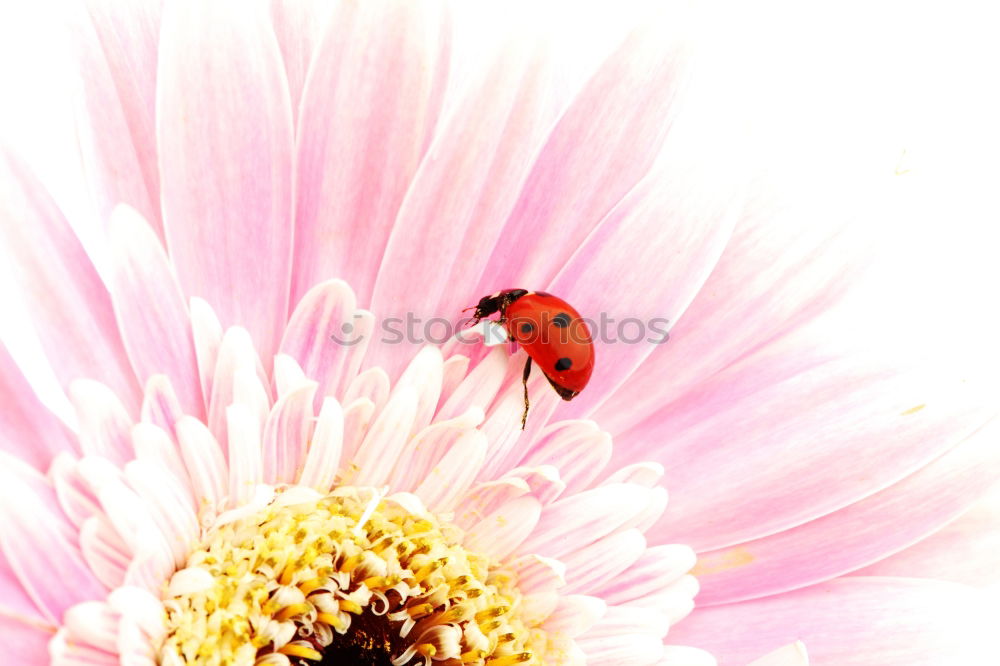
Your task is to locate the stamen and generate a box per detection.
[276,603,312,622]
[160,488,543,666]
[487,654,533,666]
[279,644,322,660]
[339,599,363,615]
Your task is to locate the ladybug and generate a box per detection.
[466,289,594,428]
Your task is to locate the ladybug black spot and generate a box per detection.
[520,322,535,336]
[554,357,572,371]
[552,312,571,328]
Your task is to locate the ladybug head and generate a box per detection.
[469,294,497,322]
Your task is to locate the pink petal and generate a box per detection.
[107,206,203,417]
[226,404,263,506]
[76,458,172,569]
[342,368,391,416]
[502,466,565,506]
[473,13,695,294]
[388,347,444,437]
[576,633,665,666]
[0,458,75,625]
[692,417,1000,604]
[207,327,271,453]
[412,430,488,512]
[291,0,450,307]
[656,646,716,666]
[79,516,129,589]
[853,480,1000,586]
[340,398,376,467]
[175,416,228,516]
[628,486,669,534]
[630,325,998,551]
[0,151,141,412]
[510,554,565,595]
[590,544,696,605]
[272,354,308,398]
[49,453,102,530]
[587,605,669,640]
[477,359,561,481]
[671,577,995,666]
[547,131,741,417]
[261,382,317,484]
[269,0,331,119]
[0,613,53,663]
[69,380,135,465]
[748,643,809,666]
[516,484,658,559]
[107,586,165,644]
[515,421,612,496]
[436,348,508,421]
[0,343,77,469]
[0,458,106,622]
[631,574,698,625]
[64,601,118,654]
[139,375,184,442]
[349,388,418,487]
[365,37,556,377]
[542,595,606,638]
[603,462,664,488]
[50,626,119,665]
[592,181,884,438]
[453,477,529,530]
[463,496,541,560]
[0,552,48,628]
[297,397,344,493]
[157,0,294,363]
[72,0,163,238]
[190,298,223,412]
[280,280,374,402]
[388,413,483,492]
[559,528,647,595]
[439,355,469,400]
[130,423,189,494]
[123,460,198,566]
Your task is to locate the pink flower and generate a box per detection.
[1,2,997,666]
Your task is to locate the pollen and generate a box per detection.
[159,487,543,666]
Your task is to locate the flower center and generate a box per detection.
[160,487,540,666]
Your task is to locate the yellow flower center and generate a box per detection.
[159,487,541,666]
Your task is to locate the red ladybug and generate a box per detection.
[466,289,594,428]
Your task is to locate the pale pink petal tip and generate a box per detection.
[0,343,77,469]
[0,151,141,413]
[748,642,809,666]
[280,278,374,400]
[69,379,135,465]
[189,296,224,410]
[658,645,718,666]
[108,205,203,419]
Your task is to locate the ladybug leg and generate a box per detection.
[521,357,532,429]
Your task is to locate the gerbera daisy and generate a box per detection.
[0,1,997,666]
